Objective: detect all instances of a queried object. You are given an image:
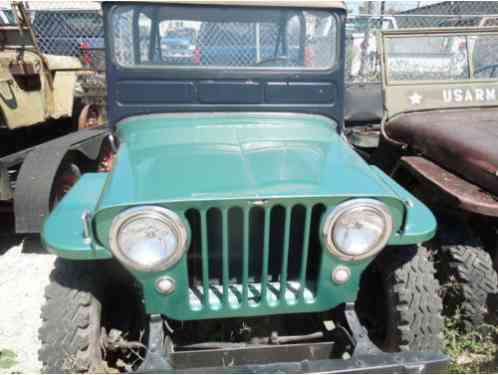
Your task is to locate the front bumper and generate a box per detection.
[137,305,448,374]
[143,351,448,374]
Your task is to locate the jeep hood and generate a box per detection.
[97,113,401,208]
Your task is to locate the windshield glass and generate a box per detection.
[111,5,337,70]
[384,32,498,82]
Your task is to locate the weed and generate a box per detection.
[0,349,17,369]
[445,316,498,373]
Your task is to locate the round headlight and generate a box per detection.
[109,206,188,272]
[322,199,393,261]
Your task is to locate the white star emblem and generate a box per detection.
[409,92,423,105]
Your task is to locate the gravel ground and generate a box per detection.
[0,235,55,374]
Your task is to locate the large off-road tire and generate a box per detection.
[39,259,104,373]
[39,259,146,373]
[358,245,444,352]
[437,240,498,331]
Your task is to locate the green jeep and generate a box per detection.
[39,1,447,372]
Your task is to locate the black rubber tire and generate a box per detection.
[382,246,444,352]
[357,245,444,352]
[39,259,104,373]
[437,241,498,331]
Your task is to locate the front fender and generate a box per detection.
[42,173,112,259]
[371,166,437,245]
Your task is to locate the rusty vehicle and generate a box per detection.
[37,1,448,373]
[0,3,109,233]
[375,27,498,330]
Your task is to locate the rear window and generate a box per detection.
[111,4,338,70]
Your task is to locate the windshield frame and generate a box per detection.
[107,3,341,73]
[381,27,498,87]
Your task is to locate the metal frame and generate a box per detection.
[380,26,498,87]
[102,2,347,128]
[137,303,448,373]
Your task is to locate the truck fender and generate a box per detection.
[14,127,108,233]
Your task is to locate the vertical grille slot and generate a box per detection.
[185,209,202,287]
[186,203,324,311]
[306,204,326,295]
[207,208,222,300]
[268,205,286,287]
[228,207,244,283]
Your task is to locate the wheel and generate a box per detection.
[78,104,100,129]
[49,160,81,209]
[437,239,498,331]
[38,259,146,373]
[357,245,444,352]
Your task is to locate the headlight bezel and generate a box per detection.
[321,199,393,261]
[109,206,188,272]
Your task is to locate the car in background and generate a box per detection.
[195,20,305,67]
[378,26,498,331]
[161,27,196,64]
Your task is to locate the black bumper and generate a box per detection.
[139,350,448,374]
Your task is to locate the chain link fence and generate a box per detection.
[2,1,498,82]
[346,2,498,82]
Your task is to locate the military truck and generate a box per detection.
[0,3,109,233]
[38,1,447,372]
[376,27,498,330]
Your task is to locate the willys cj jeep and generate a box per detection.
[39,1,447,372]
[376,27,498,331]
[0,3,108,233]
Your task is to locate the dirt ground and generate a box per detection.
[0,234,55,373]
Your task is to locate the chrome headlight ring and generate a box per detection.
[321,199,393,261]
[109,206,188,272]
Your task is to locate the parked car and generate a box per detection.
[161,27,197,64]
[38,1,447,373]
[195,19,306,67]
[376,27,498,331]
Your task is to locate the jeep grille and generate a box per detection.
[185,204,325,311]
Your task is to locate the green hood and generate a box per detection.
[97,113,401,209]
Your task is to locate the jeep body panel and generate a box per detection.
[97,113,403,209]
[43,112,436,319]
[44,170,435,319]
[380,27,498,213]
[380,27,498,119]
[0,22,82,129]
